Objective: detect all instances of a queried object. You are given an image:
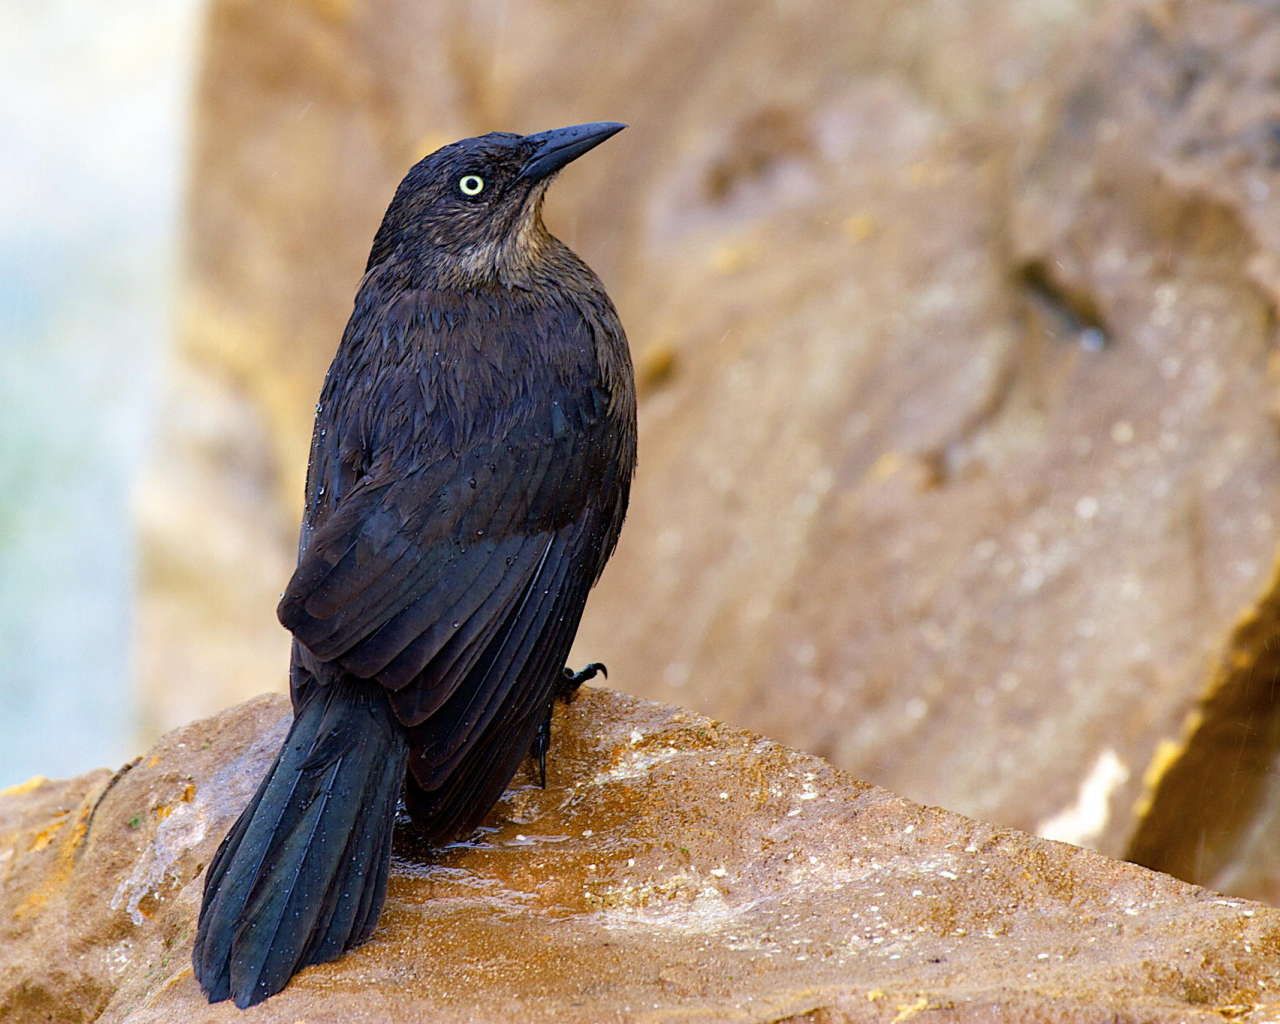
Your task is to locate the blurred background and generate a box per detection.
[8,0,1280,906]
[0,0,204,783]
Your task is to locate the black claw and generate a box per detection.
[561,661,606,698]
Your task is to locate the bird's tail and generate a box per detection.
[193,677,409,1008]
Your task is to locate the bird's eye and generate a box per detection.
[458,174,485,196]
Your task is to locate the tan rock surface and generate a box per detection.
[140,0,1280,901]
[6,689,1280,1022]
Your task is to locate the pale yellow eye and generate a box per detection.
[458,174,485,196]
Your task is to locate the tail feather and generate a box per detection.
[298,737,403,965]
[193,678,408,1008]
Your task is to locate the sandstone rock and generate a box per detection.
[5,689,1280,1023]
[139,0,1280,904]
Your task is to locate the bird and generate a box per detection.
[192,121,635,1008]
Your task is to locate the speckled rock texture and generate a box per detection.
[5,690,1280,1023]
[140,0,1280,902]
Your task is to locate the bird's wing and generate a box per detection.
[277,342,622,731]
[401,422,633,799]
[400,517,604,843]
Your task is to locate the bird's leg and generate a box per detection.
[530,663,607,789]
[531,712,551,789]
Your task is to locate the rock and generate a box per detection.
[138,0,1280,903]
[5,689,1280,1022]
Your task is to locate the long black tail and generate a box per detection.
[193,678,409,1008]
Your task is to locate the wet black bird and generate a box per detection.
[193,122,635,1008]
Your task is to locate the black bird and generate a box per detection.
[192,122,635,1008]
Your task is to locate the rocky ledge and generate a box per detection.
[3,688,1280,1023]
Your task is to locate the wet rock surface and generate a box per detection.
[6,690,1280,1023]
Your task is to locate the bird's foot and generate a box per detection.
[559,661,606,701]
[530,663,608,788]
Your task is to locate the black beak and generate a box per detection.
[518,122,626,182]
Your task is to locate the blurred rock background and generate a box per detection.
[0,0,203,785]
[10,0,1280,908]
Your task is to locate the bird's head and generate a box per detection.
[367,121,626,287]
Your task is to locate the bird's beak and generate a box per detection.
[518,122,627,182]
